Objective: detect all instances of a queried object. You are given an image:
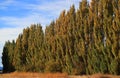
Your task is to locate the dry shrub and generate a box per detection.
[45,60,62,73]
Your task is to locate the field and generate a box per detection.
[0,72,120,78]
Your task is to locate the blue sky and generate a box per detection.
[0,0,92,67]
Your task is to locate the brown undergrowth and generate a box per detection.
[0,72,68,78]
[0,72,120,78]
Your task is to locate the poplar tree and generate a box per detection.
[2,40,15,72]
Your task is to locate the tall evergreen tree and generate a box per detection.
[2,40,15,72]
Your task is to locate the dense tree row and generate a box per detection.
[2,0,120,75]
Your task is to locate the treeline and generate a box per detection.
[2,0,120,75]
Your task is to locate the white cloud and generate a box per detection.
[0,27,22,41]
[0,13,50,29]
[0,0,16,10]
[0,0,80,27]
[25,0,79,16]
[0,27,22,51]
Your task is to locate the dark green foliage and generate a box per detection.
[2,0,120,75]
[2,40,15,73]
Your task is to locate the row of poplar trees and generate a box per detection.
[2,0,120,75]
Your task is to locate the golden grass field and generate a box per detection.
[0,72,120,78]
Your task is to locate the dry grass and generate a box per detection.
[0,72,68,78]
[90,73,120,78]
[0,72,120,78]
[69,73,120,78]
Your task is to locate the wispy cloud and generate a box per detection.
[0,0,14,6]
[25,0,79,15]
[0,13,49,28]
[0,0,16,10]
